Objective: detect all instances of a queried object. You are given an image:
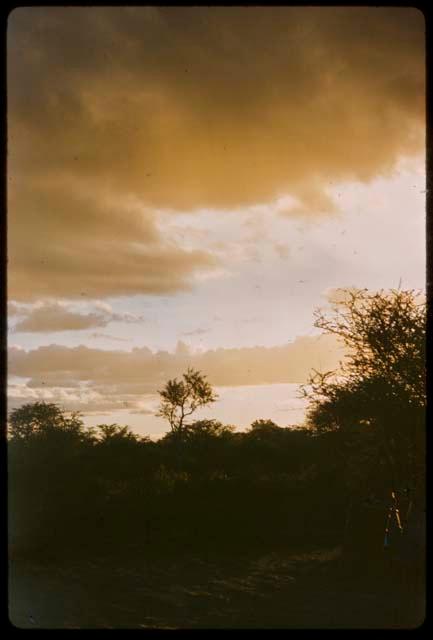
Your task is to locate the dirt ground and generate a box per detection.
[8,546,425,629]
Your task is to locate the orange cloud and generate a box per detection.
[7,7,425,300]
[8,334,345,411]
[9,301,146,333]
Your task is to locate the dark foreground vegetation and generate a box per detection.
[8,289,426,628]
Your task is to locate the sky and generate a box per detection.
[7,7,426,438]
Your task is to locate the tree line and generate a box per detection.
[8,289,425,566]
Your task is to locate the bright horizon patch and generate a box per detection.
[7,7,425,434]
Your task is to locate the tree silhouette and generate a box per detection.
[183,419,234,440]
[157,367,218,435]
[8,401,88,441]
[302,288,426,497]
[97,423,142,444]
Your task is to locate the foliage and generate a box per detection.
[183,419,234,440]
[97,423,144,444]
[9,400,344,556]
[8,401,89,442]
[8,287,425,561]
[250,418,281,432]
[157,367,218,434]
[302,288,426,494]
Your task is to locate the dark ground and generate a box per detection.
[8,545,425,629]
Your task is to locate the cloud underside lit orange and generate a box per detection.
[9,334,345,413]
[8,7,425,300]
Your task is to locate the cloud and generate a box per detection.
[8,333,345,415]
[8,301,27,316]
[9,300,147,333]
[7,7,424,300]
[7,381,156,416]
[181,327,210,337]
[321,287,362,305]
[90,333,132,343]
[7,184,218,301]
[322,285,426,307]
[274,243,290,260]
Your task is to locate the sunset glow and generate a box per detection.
[7,7,425,437]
